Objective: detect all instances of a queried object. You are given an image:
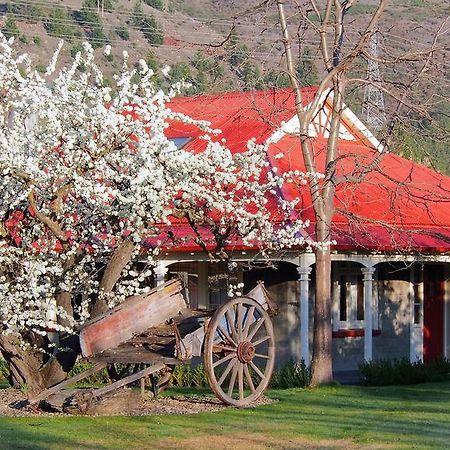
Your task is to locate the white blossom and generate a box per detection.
[161,65,171,77]
[0,35,321,352]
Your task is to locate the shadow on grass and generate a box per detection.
[0,419,110,450]
[0,381,449,449]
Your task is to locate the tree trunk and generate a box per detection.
[91,240,136,317]
[0,334,69,395]
[310,218,333,386]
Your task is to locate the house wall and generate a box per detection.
[372,277,411,362]
[167,259,447,372]
[268,281,301,367]
[332,267,411,371]
[243,263,301,368]
[260,271,412,371]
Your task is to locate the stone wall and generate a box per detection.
[373,278,411,361]
[268,281,301,367]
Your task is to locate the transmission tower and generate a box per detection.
[362,32,386,131]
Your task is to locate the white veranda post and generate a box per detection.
[297,266,312,365]
[362,267,375,361]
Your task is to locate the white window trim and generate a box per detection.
[333,266,365,330]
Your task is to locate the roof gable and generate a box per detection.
[268,89,383,151]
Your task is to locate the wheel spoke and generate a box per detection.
[213,352,236,368]
[237,303,243,340]
[253,335,271,346]
[249,361,265,380]
[217,324,237,347]
[225,309,238,342]
[238,363,244,401]
[247,317,264,341]
[218,358,237,387]
[212,344,237,353]
[244,364,256,393]
[204,296,275,407]
[242,306,255,339]
[228,362,239,397]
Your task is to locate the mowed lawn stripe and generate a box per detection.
[0,381,449,449]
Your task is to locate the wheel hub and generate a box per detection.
[236,341,256,363]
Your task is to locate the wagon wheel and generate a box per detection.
[204,296,275,407]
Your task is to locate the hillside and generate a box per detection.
[0,0,449,171]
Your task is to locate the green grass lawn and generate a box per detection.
[1,381,450,449]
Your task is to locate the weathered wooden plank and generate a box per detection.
[29,363,107,405]
[89,349,179,365]
[79,279,180,329]
[80,280,187,357]
[127,335,174,345]
[94,362,165,397]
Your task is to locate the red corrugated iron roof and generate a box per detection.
[163,89,450,254]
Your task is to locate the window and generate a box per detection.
[167,261,242,310]
[169,137,192,150]
[333,265,364,329]
[412,265,423,326]
[167,262,199,308]
[208,262,239,309]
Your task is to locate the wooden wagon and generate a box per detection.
[30,279,277,411]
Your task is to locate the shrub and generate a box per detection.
[131,1,163,46]
[44,7,77,41]
[70,42,84,58]
[81,0,114,14]
[0,359,9,381]
[171,363,209,388]
[143,0,164,10]
[115,25,130,40]
[7,1,41,23]
[104,52,114,63]
[141,14,164,46]
[78,1,102,26]
[68,362,110,384]
[89,25,107,49]
[271,360,311,388]
[32,35,41,46]
[170,62,191,82]
[2,17,20,39]
[35,64,47,74]
[359,357,450,386]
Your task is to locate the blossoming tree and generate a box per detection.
[0,35,314,393]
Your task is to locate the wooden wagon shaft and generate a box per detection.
[93,362,165,397]
[80,280,187,357]
[29,363,107,405]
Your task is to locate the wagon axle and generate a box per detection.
[236,341,256,364]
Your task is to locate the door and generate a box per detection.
[423,265,444,362]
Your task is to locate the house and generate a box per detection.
[153,88,450,373]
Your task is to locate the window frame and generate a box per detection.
[333,265,365,330]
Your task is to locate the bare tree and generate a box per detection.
[274,0,449,385]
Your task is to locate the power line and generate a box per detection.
[2,4,449,92]
[5,0,448,54]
